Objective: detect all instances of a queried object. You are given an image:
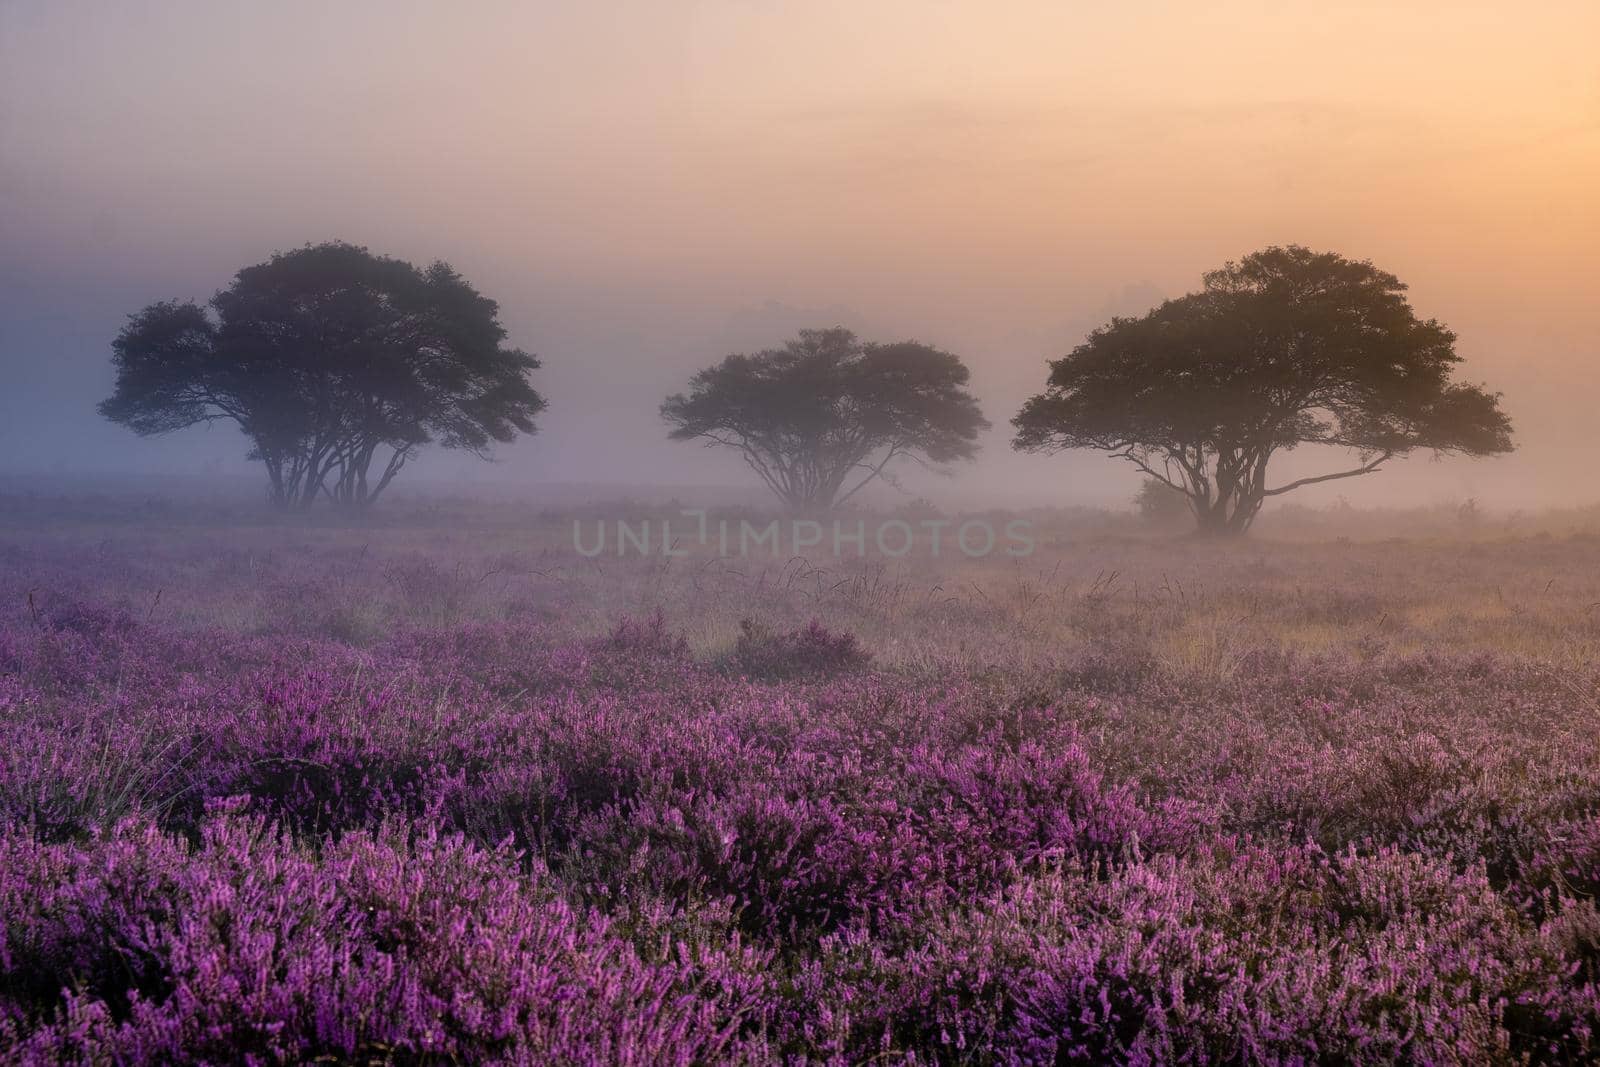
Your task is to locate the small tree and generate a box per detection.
[1013,247,1513,535]
[1134,477,1192,529]
[100,242,545,509]
[662,328,987,511]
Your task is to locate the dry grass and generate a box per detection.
[5,495,1599,678]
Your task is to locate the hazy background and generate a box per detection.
[3,1,1596,510]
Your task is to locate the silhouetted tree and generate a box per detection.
[1014,247,1513,536]
[100,242,544,508]
[662,328,987,511]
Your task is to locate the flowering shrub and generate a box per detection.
[0,814,766,1064]
[5,530,1600,1062]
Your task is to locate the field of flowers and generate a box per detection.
[4,498,1600,1063]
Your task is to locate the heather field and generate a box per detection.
[5,497,1600,1064]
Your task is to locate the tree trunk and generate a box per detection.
[1189,487,1263,537]
[1193,499,1229,536]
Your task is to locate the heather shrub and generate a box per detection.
[383,556,495,627]
[1297,586,1388,625]
[1051,633,1159,692]
[601,608,691,659]
[256,574,376,643]
[554,712,1205,944]
[725,618,871,680]
[0,814,765,1065]
[5,518,1600,1063]
[41,600,141,641]
[1532,813,1600,900]
[567,788,864,938]
[788,846,1600,1063]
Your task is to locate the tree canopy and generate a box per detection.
[100,242,545,508]
[662,328,988,511]
[1013,246,1513,535]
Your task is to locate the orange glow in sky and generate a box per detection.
[2,1,1596,506]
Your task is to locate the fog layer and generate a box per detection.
[3,1,1596,508]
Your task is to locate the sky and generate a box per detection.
[2,1,1597,510]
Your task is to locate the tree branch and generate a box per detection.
[1262,451,1393,497]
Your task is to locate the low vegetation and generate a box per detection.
[2,500,1600,1061]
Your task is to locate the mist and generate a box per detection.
[3,0,1597,511]
[13,7,1600,1058]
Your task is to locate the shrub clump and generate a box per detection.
[0,813,767,1065]
[599,609,691,659]
[726,618,871,680]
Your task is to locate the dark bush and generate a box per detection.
[726,618,871,680]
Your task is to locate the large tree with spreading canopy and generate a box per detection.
[1013,247,1513,535]
[100,242,545,508]
[662,328,987,511]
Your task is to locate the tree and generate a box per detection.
[1013,247,1513,535]
[100,242,545,508]
[662,328,987,511]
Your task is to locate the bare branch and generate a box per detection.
[1262,452,1392,497]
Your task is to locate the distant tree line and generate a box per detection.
[102,243,1512,535]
